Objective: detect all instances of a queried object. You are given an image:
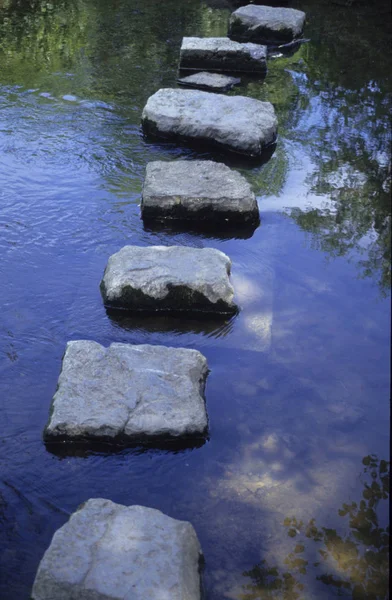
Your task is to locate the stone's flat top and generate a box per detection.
[178,71,240,91]
[44,341,209,442]
[142,160,256,213]
[181,36,267,59]
[32,499,203,600]
[141,88,278,157]
[231,5,306,36]
[101,245,236,310]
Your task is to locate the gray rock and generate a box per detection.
[229,5,306,44]
[141,88,277,157]
[179,37,267,73]
[100,245,237,314]
[178,71,241,92]
[32,499,203,600]
[44,341,209,444]
[141,160,259,224]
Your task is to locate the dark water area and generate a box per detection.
[0,0,390,598]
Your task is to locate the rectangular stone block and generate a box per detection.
[141,160,259,224]
[32,499,203,600]
[179,37,267,73]
[44,341,209,445]
[229,5,306,45]
[178,71,241,92]
[100,245,238,315]
[141,88,278,157]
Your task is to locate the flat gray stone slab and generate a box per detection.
[44,341,209,444]
[179,37,267,73]
[178,71,240,92]
[100,245,237,314]
[141,160,259,224]
[32,499,203,600]
[229,5,306,44]
[141,88,277,157]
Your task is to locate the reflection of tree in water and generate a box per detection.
[285,0,391,295]
[241,455,389,599]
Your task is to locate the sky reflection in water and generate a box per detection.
[0,0,390,598]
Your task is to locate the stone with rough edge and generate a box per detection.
[229,5,306,44]
[31,499,203,600]
[141,88,277,157]
[178,71,241,92]
[100,245,237,314]
[179,37,267,73]
[44,341,209,444]
[141,160,259,224]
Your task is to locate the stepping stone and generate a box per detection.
[141,160,259,224]
[44,341,209,444]
[141,88,277,157]
[100,245,237,314]
[179,37,267,73]
[32,499,203,600]
[178,71,241,92]
[229,5,306,45]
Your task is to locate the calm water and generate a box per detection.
[0,0,390,598]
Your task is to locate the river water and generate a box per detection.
[0,0,390,598]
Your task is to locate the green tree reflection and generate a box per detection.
[241,455,389,599]
[284,0,392,295]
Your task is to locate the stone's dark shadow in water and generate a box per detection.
[204,0,291,8]
[267,39,310,59]
[101,280,239,316]
[240,455,390,600]
[142,132,278,168]
[45,436,208,458]
[142,216,259,241]
[106,307,236,338]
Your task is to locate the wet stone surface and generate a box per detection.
[177,71,241,92]
[179,37,267,73]
[229,5,306,44]
[32,499,203,600]
[141,88,278,157]
[100,245,238,315]
[141,160,259,223]
[44,341,209,445]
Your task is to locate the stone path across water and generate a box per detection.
[34,4,307,597]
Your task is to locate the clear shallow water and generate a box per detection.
[0,0,390,598]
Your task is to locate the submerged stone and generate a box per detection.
[179,37,267,73]
[141,160,259,224]
[44,341,209,444]
[229,5,306,44]
[100,245,238,314]
[141,88,277,157]
[32,499,203,600]
[178,71,241,92]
